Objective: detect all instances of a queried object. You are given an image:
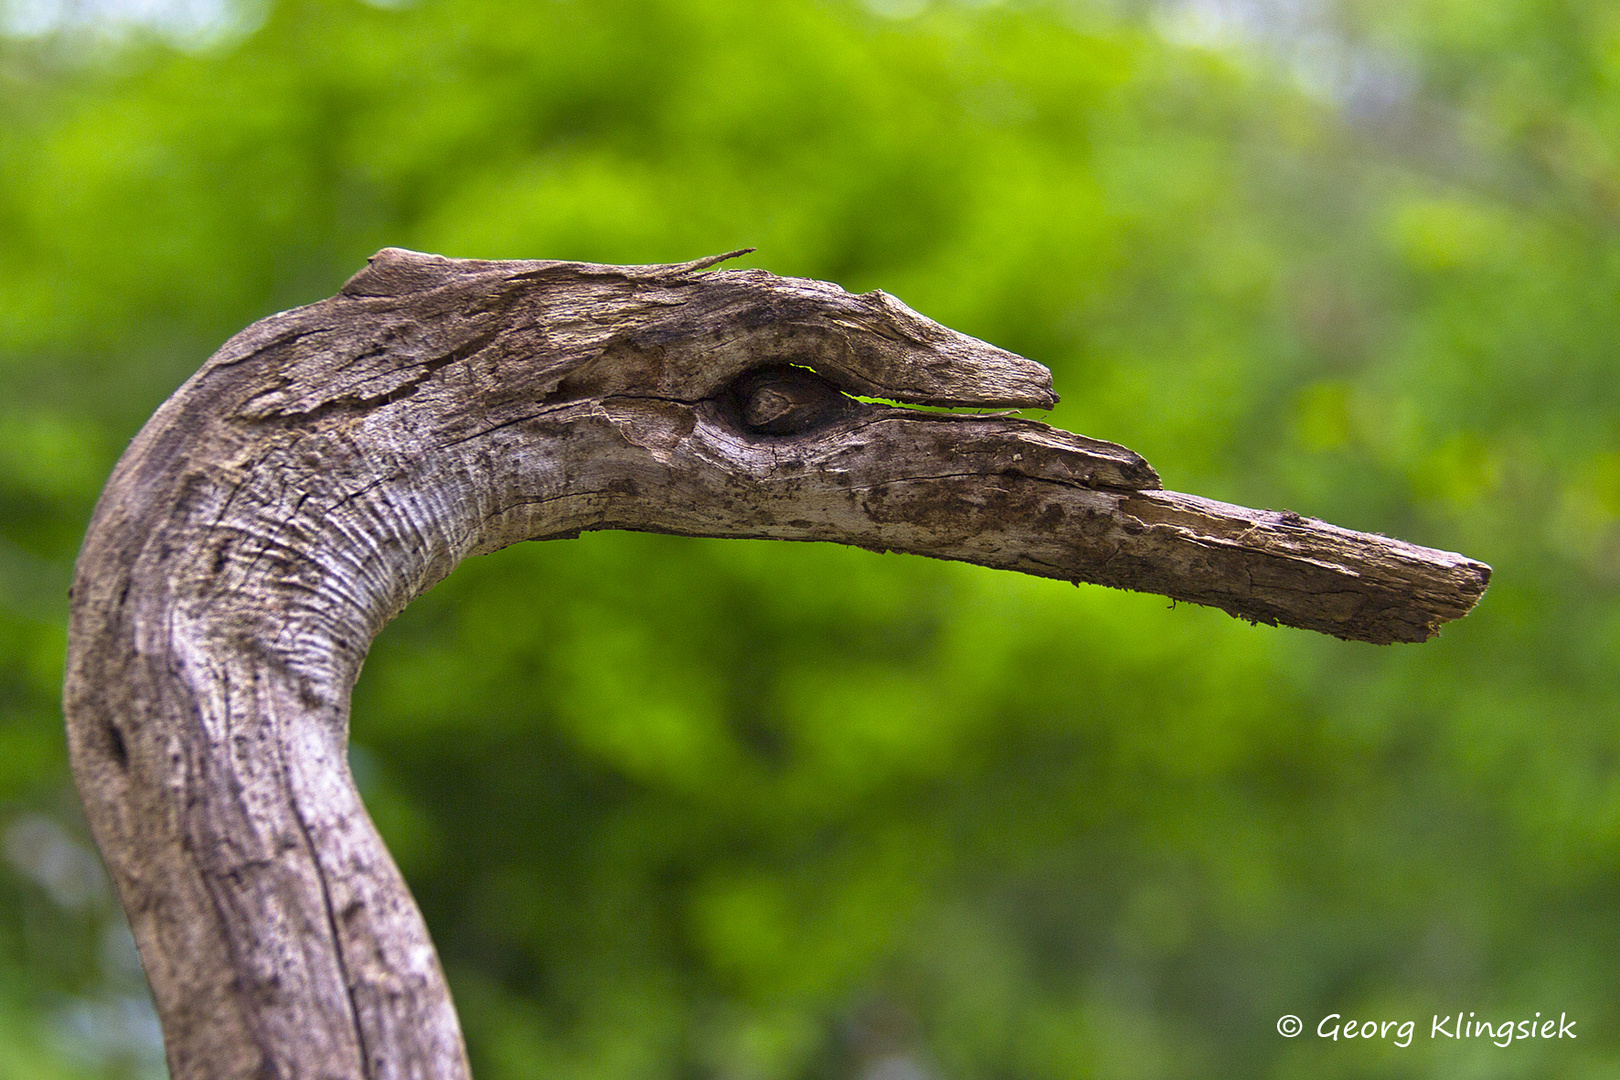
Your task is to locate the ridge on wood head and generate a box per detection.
[336,246,1062,410]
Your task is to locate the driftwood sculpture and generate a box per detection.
[63,249,1490,1079]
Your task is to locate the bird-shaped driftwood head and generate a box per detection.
[64,250,1488,1079]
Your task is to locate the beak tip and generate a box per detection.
[1006,356,1059,411]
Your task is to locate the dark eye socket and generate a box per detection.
[729,365,854,435]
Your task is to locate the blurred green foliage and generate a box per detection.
[1,0,1618,1076]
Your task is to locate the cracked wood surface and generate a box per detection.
[63,249,1490,1079]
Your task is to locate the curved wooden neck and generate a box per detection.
[63,380,490,1080]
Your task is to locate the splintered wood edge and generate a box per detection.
[1109,489,1491,643]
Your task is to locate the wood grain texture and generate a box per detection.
[63,249,1490,1079]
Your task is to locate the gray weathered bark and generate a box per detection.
[63,249,1490,1080]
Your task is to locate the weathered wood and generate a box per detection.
[63,248,1489,1080]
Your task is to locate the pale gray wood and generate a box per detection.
[63,248,1490,1080]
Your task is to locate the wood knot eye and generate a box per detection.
[732,366,854,435]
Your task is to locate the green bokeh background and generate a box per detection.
[1,0,1616,1076]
